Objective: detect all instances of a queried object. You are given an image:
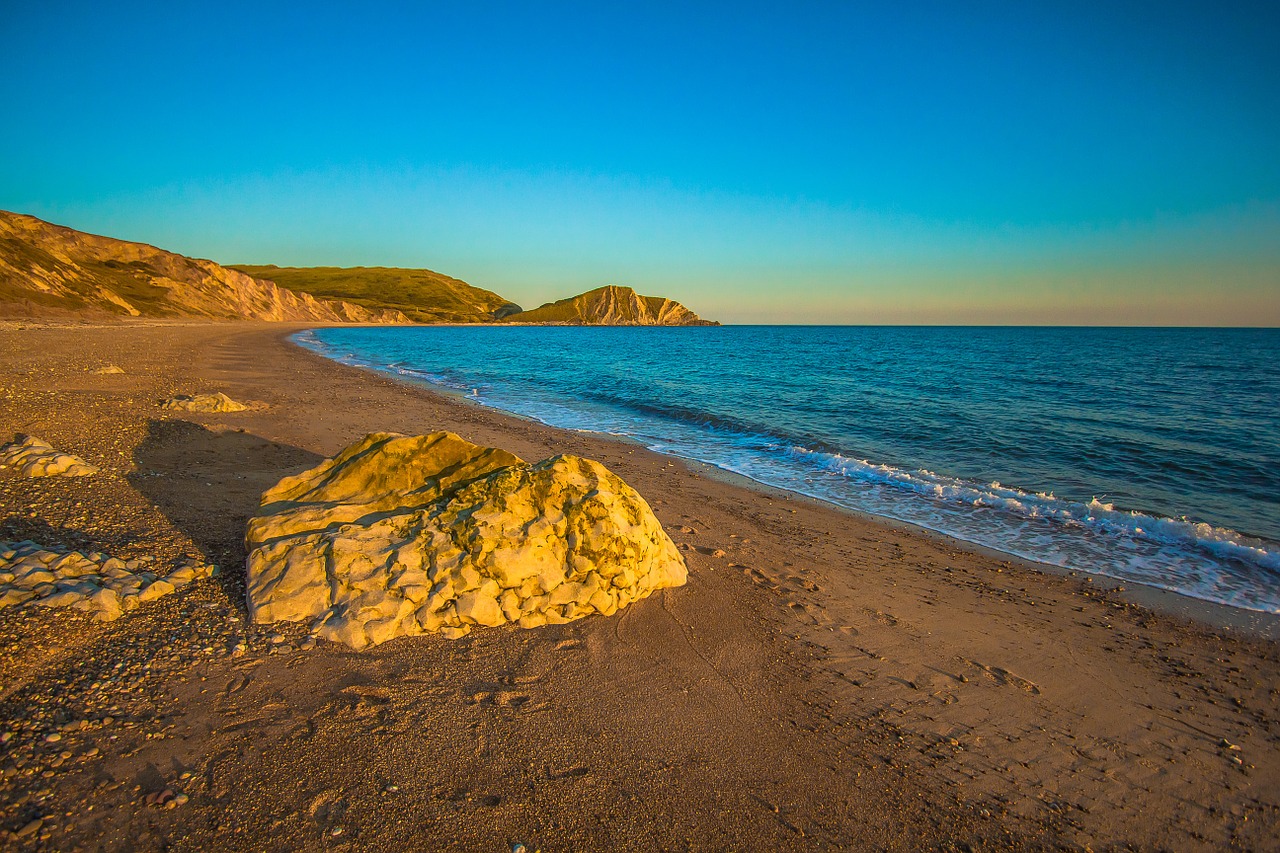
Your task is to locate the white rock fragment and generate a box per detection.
[0,434,99,477]
[246,431,688,650]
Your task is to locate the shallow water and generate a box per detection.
[297,325,1280,613]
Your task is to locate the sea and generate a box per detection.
[294,325,1280,614]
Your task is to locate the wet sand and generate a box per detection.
[1,320,1277,851]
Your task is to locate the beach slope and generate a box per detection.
[0,321,1276,851]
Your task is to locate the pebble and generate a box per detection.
[15,818,42,838]
[43,732,62,743]
[143,788,178,807]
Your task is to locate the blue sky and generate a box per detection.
[2,1,1277,324]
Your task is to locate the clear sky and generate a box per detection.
[2,1,1278,324]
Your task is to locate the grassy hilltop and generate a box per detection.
[231,265,523,324]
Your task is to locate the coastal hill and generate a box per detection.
[230,265,522,325]
[503,284,718,326]
[1,211,718,326]
[0,211,408,323]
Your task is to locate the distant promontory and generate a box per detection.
[501,285,717,326]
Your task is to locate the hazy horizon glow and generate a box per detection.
[2,2,1277,325]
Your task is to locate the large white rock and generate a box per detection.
[0,435,99,477]
[245,432,688,648]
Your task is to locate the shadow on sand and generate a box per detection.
[128,419,323,603]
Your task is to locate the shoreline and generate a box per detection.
[1,320,1277,851]
[292,325,1280,641]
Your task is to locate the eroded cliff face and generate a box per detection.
[504,285,718,325]
[0,211,409,323]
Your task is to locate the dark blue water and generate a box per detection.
[296,326,1280,613]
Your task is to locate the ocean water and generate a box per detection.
[295,326,1280,614]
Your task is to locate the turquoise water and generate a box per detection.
[296,326,1280,613]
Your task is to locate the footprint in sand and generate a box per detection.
[740,566,781,590]
[784,574,822,593]
[223,673,251,697]
[467,689,533,710]
[965,660,1042,695]
[548,765,590,781]
[785,599,822,626]
[308,790,348,828]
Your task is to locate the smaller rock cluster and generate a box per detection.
[162,392,249,413]
[0,541,217,621]
[0,435,99,477]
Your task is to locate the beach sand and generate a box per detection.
[1,321,1277,851]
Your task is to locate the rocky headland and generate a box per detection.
[503,284,718,325]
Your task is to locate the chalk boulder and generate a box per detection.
[0,435,99,477]
[163,392,250,413]
[245,432,687,648]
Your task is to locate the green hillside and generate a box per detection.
[231,265,522,324]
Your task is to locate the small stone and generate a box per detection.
[15,818,42,838]
[43,732,62,743]
[330,827,344,837]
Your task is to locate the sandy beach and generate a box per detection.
[1,320,1277,852]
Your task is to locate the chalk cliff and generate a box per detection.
[0,211,408,323]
